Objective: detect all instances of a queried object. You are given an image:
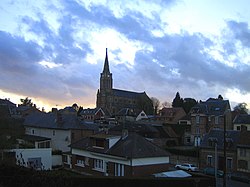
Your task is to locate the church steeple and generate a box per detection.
[100,48,112,91]
[102,48,110,74]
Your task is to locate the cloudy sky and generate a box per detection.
[0,0,250,111]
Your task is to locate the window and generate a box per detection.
[238,160,248,170]
[227,158,233,170]
[52,130,55,136]
[236,126,241,131]
[196,116,200,124]
[94,139,105,148]
[239,148,246,157]
[71,132,75,140]
[115,163,124,176]
[94,159,104,171]
[62,155,68,163]
[196,127,200,135]
[215,116,219,125]
[76,159,84,167]
[207,155,213,166]
[32,129,35,134]
[186,137,191,144]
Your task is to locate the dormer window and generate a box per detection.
[94,139,105,148]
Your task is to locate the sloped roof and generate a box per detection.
[71,133,170,159]
[110,122,158,134]
[233,114,250,124]
[0,99,16,108]
[23,112,99,130]
[113,89,145,99]
[200,129,240,150]
[191,99,230,115]
[107,133,170,158]
[116,108,137,116]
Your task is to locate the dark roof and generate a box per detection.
[110,122,158,134]
[107,133,170,158]
[200,129,240,150]
[23,112,99,131]
[0,99,16,108]
[116,108,137,116]
[20,134,51,142]
[80,108,104,116]
[191,99,230,115]
[233,114,250,124]
[71,133,170,158]
[113,89,145,99]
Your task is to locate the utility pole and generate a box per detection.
[223,114,227,187]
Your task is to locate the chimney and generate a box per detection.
[52,108,58,113]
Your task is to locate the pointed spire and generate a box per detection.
[102,48,110,74]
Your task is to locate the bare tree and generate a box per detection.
[151,97,160,115]
[161,101,171,108]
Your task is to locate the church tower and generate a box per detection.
[100,48,113,91]
[96,48,113,110]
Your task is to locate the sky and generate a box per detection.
[0,0,250,112]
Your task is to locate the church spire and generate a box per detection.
[102,48,110,74]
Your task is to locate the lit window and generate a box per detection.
[94,159,104,171]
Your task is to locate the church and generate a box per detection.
[96,49,153,116]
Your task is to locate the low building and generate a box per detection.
[69,132,170,177]
[23,111,99,152]
[199,129,240,173]
[237,126,250,177]
[233,114,250,131]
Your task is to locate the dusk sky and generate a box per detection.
[0,0,250,111]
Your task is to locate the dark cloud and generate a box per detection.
[1,1,250,108]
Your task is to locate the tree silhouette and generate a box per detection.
[20,97,35,107]
[172,92,183,108]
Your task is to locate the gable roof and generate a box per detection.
[200,129,240,150]
[107,133,170,158]
[233,114,250,124]
[71,133,170,159]
[80,108,104,116]
[190,99,230,115]
[23,112,99,131]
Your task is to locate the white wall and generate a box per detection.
[72,148,169,166]
[13,148,52,170]
[25,127,71,151]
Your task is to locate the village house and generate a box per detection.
[199,128,240,173]
[189,98,232,146]
[233,114,250,131]
[23,109,99,152]
[236,126,250,177]
[67,132,170,177]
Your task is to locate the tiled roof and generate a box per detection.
[200,129,240,150]
[233,114,250,124]
[110,122,159,134]
[107,133,170,158]
[191,99,230,115]
[71,133,170,159]
[113,89,145,98]
[23,112,99,131]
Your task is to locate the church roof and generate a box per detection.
[113,89,145,99]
